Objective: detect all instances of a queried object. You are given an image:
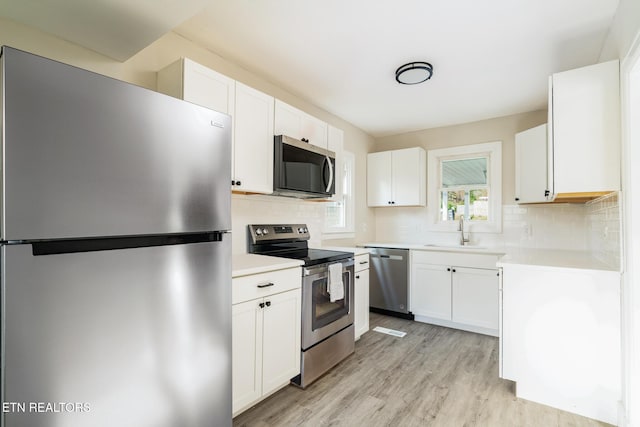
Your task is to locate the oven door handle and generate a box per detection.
[304,259,354,276]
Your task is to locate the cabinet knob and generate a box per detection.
[452,268,456,273]
[231,180,236,186]
[236,180,242,186]
[259,302,265,308]
[391,201,396,204]
[265,301,271,307]
[515,197,520,201]
[447,267,451,272]
[356,275,360,279]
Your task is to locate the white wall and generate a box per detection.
[600,0,640,61]
[600,0,640,425]
[0,17,377,250]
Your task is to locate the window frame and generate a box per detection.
[323,150,355,239]
[427,141,502,233]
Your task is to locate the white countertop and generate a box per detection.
[359,242,618,272]
[232,254,303,278]
[319,246,370,256]
[359,242,506,256]
[496,248,618,272]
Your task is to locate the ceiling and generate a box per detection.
[1,0,619,137]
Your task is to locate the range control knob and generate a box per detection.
[255,228,263,236]
[303,227,308,233]
[298,227,304,233]
[262,228,269,235]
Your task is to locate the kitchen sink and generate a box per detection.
[423,244,487,250]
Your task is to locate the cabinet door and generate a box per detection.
[515,124,548,204]
[367,151,393,206]
[182,58,236,115]
[452,267,499,331]
[261,289,301,396]
[551,60,620,194]
[354,268,370,340]
[392,147,425,206]
[410,263,452,320]
[232,299,263,415]
[274,100,327,148]
[233,82,274,193]
[274,100,303,140]
[301,114,328,149]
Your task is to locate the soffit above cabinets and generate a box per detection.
[0,0,210,61]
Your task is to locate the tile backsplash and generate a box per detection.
[231,194,326,253]
[374,203,590,250]
[375,195,622,265]
[232,192,622,269]
[586,191,621,270]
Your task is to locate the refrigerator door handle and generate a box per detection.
[30,232,225,256]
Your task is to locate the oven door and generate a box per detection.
[301,259,354,350]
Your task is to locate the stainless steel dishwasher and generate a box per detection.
[367,247,414,320]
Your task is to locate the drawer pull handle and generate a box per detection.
[359,261,368,265]
[257,282,275,288]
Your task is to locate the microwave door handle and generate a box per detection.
[325,156,334,193]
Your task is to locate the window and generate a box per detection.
[324,150,355,238]
[440,157,489,221]
[427,142,502,233]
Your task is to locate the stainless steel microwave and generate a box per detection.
[273,135,336,199]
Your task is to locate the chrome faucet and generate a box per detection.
[459,215,470,246]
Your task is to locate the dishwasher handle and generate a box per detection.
[373,254,404,261]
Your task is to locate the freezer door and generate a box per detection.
[1,236,232,427]
[1,47,231,240]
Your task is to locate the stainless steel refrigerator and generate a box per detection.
[0,46,232,427]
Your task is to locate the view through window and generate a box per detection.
[439,157,489,221]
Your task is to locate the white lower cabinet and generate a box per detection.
[354,253,370,340]
[232,267,301,417]
[451,267,499,330]
[411,263,452,321]
[500,264,620,424]
[410,250,500,336]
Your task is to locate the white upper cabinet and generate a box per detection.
[548,60,620,200]
[233,82,274,194]
[367,147,426,207]
[157,58,274,194]
[515,124,548,204]
[157,57,235,114]
[274,100,328,149]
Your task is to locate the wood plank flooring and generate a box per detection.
[233,313,610,427]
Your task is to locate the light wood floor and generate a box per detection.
[233,313,610,427]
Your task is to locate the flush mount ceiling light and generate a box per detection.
[395,62,433,85]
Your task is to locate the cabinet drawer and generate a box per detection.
[233,267,301,304]
[411,250,499,269]
[355,254,370,272]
